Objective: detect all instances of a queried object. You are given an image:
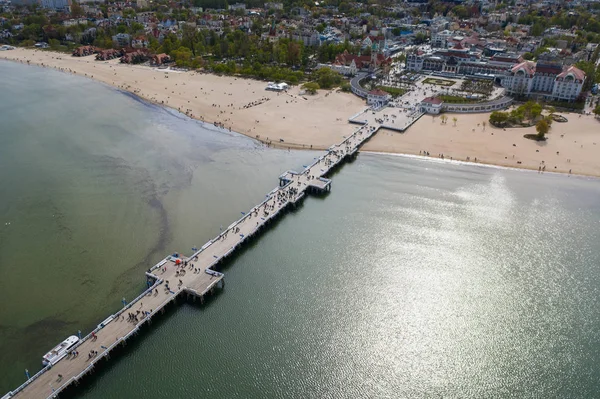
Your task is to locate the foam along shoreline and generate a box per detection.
[1,48,599,177]
[363,151,600,180]
[362,111,600,178]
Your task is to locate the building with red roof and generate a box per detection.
[502,61,585,101]
[334,49,392,72]
[420,97,443,114]
[367,89,391,107]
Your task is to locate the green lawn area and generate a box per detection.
[377,86,407,97]
[422,77,456,87]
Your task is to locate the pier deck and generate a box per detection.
[4,117,382,399]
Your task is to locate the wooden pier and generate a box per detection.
[2,119,381,399]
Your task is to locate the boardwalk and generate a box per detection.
[3,116,381,399]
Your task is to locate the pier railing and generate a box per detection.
[45,283,171,399]
[4,101,387,399]
[5,277,163,399]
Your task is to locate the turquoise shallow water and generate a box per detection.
[2,61,600,398]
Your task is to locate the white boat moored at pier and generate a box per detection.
[42,335,79,366]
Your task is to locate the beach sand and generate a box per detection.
[0,48,365,150]
[363,112,600,177]
[2,48,599,176]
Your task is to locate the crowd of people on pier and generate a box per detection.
[14,107,377,398]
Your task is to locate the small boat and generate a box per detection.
[42,335,79,366]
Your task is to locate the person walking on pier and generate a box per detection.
[91,332,97,341]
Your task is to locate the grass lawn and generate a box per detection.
[422,77,456,87]
[377,86,407,97]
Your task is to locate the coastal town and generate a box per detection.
[1,0,600,176]
[1,0,599,173]
[2,0,600,398]
[1,0,600,96]
[2,0,600,102]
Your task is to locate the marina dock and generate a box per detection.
[3,113,382,399]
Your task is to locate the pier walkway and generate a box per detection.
[3,118,382,399]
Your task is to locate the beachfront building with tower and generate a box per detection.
[319,40,392,76]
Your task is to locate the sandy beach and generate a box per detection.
[364,111,600,177]
[0,48,365,150]
[1,48,599,177]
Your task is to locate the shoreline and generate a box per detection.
[0,49,365,151]
[1,48,599,177]
[362,150,600,179]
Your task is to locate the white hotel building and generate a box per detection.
[501,61,586,102]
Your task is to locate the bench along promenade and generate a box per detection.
[3,112,384,399]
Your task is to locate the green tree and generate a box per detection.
[575,60,596,91]
[530,102,543,120]
[531,23,544,37]
[536,119,549,139]
[71,1,84,17]
[302,82,320,94]
[48,38,60,49]
[286,41,301,66]
[313,67,342,89]
[172,46,193,68]
[489,111,509,126]
[594,104,600,117]
[181,23,199,57]
[414,32,428,44]
[520,101,542,120]
[452,5,470,19]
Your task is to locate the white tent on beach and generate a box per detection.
[266,82,289,91]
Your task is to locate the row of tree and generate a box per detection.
[489,101,545,127]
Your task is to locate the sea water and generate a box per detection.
[2,61,600,398]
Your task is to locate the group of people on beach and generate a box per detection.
[241,97,270,109]
[417,150,479,163]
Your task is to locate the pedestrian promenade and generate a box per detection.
[3,116,383,399]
